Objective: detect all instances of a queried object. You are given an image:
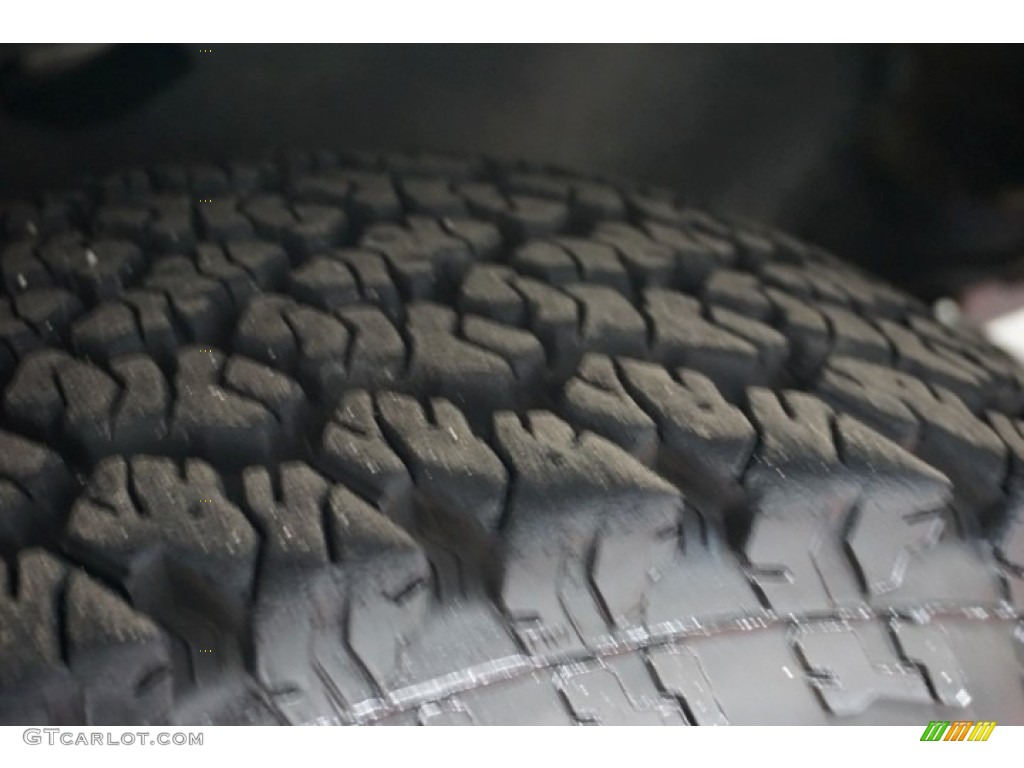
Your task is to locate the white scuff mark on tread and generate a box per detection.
[15,274,27,289]
[85,249,99,267]
[934,297,960,326]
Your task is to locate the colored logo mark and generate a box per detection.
[920,721,996,741]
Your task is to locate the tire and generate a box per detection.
[0,151,1022,726]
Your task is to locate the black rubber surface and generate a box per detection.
[0,151,1022,725]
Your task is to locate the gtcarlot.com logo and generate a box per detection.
[920,721,997,742]
[23,729,203,746]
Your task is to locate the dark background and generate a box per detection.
[2,44,1022,298]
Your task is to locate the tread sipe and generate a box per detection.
[0,151,1022,725]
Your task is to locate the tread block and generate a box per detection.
[648,645,729,725]
[613,220,736,289]
[434,215,503,261]
[501,173,622,224]
[234,294,352,394]
[503,172,573,202]
[793,621,963,717]
[319,391,414,521]
[500,174,627,225]
[67,455,259,596]
[890,621,971,708]
[458,182,569,241]
[0,241,59,295]
[908,316,1024,412]
[375,391,508,542]
[675,627,826,724]
[1,198,78,241]
[644,289,786,394]
[707,305,789,381]
[398,673,575,725]
[146,253,241,299]
[65,569,173,725]
[94,197,197,254]
[35,235,146,303]
[742,390,950,612]
[986,414,1024,567]
[314,170,403,223]
[243,463,332,569]
[564,283,647,358]
[336,305,407,383]
[493,410,681,646]
[193,241,290,298]
[288,255,364,312]
[253,480,432,718]
[331,484,432,686]
[702,269,774,321]
[319,391,716,652]
[319,389,510,538]
[406,303,542,412]
[742,390,860,611]
[460,267,645,367]
[818,358,1005,521]
[197,196,255,240]
[399,178,469,217]
[237,297,406,398]
[0,430,71,553]
[460,315,545,383]
[4,350,169,461]
[879,319,990,409]
[513,238,632,295]
[65,453,254,691]
[592,223,677,289]
[0,549,65,693]
[561,354,659,463]
[618,359,756,497]
[559,659,684,725]
[289,175,353,208]
[0,549,172,725]
[570,180,628,223]
[0,289,83,382]
[360,217,482,298]
[765,287,831,379]
[837,414,950,596]
[459,265,580,365]
[820,304,891,365]
[238,296,540,412]
[171,348,305,465]
[72,287,225,365]
[415,701,476,725]
[292,250,402,314]
[458,264,528,326]
[242,195,347,258]
[626,190,714,229]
